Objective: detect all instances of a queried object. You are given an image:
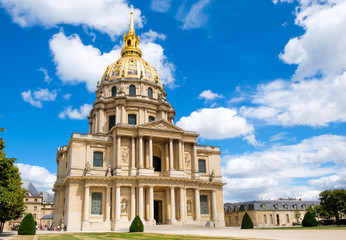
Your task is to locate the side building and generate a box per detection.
[53,9,225,231]
[6,181,54,230]
[224,199,319,227]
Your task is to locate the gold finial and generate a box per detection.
[129,4,134,33]
[120,5,142,58]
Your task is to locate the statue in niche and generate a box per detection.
[85,162,91,175]
[106,164,112,176]
[121,199,128,214]
[209,169,215,182]
[187,200,192,214]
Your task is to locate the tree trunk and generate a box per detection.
[0,221,4,233]
[336,214,340,225]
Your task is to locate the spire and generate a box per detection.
[121,5,142,58]
[129,5,134,34]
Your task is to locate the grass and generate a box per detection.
[36,233,248,240]
[257,225,346,230]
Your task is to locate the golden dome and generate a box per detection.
[100,55,161,86]
[100,6,161,87]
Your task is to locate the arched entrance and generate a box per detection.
[153,156,161,172]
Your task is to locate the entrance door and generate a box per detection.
[154,200,162,224]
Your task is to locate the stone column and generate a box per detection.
[113,136,116,173]
[170,187,176,223]
[131,137,136,169]
[115,186,121,222]
[144,108,148,123]
[84,186,89,222]
[178,140,182,171]
[181,142,185,170]
[212,190,217,222]
[149,137,153,169]
[194,188,201,221]
[96,108,100,133]
[121,104,126,123]
[149,186,154,222]
[115,105,120,124]
[139,107,143,125]
[112,186,116,220]
[169,139,174,170]
[192,143,199,179]
[117,136,121,168]
[138,137,143,169]
[179,187,185,221]
[131,187,136,220]
[165,188,170,221]
[138,186,144,219]
[165,142,169,171]
[106,186,111,221]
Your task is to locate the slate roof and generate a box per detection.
[224,199,320,212]
[22,180,40,196]
[40,214,53,220]
[42,191,54,204]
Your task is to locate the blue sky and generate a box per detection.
[1,0,346,202]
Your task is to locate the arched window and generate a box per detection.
[109,115,115,131]
[153,156,161,172]
[148,87,153,98]
[129,85,136,95]
[149,116,155,122]
[34,206,37,211]
[111,86,117,97]
[128,114,137,125]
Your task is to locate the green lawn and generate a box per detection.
[257,225,346,230]
[36,233,247,240]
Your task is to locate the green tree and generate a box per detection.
[18,213,36,235]
[241,212,254,229]
[302,211,318,227]
[312,204,331,220]
[319,189,346,225]
[129,215,144,232]
[0,128,26,233]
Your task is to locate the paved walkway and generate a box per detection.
[2,226,346,240]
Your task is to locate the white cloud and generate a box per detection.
[178,0,211,29]
[222,134,346,202]
[150,0,172,13]
[63,93,71,101]
[21,88,57,108]
[37,67,52,83]
[49,32,120,92]
[58,104,92,120]
[16,163,56,193]
[241,72,346,126]
[198,90,223,101]
[141,30,166,42]
[279,0,346,80]
[176,107,255,142]
[243,1,346,127]
[49,31,176,91]
[0,0,143,38]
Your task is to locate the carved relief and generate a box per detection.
[187,200,192,214]
[185,152,191,169]
[127,58,137,75]
[122,147,129,165]
[156,123,167,129]
[121,199,128,214]
[154,192,164,199]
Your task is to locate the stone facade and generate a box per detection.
[224,199,319,227]
[53,9,225,231]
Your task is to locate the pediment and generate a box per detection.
[140,120,184,132]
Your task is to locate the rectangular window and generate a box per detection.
[270,214,273,224]
[128,114,137,125]
[264,214,267,224]
[93,152,103,167]
[109,115,115,131]
[286,214,290,223]
[200,195,208,215]
[198,159,206,173]
[91,192,102,215]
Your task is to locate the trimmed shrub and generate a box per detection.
[302,211,318,227]
[241,212,254,229]
[18,213,36,235]
[129,215,144,232]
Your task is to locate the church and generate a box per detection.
[53,9,225,231]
